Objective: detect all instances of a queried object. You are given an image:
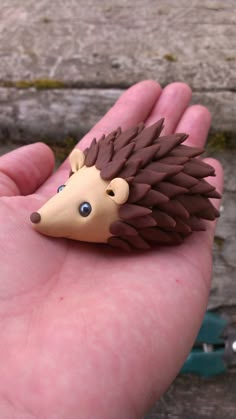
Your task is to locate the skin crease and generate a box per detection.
[0,81,223,419]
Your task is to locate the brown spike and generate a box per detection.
[213,207,220,217]
[205,189,221,199]
[124,235,151,250]
[195,207,217,221]
[128,183,151,203]
[138,189,169,206]
[187,216,206,231]
[103,130,118,145]
[134,119,164,150]
[107,236,132,251]
[183,160,215,178]
[127,215,157,228]
[156,134,188,159]
[169,172,198,188]
[154,182,188,198]
[170,145,204,158]
[158,156,189,165]
[97,134,106,143]
[125,176,135,183]
[134,170,166,185]
[189,179,215,194]
[140,228,183,244]
[114,126,139,151]
[85,138,99,167]
[178,195,213,215]
[119,204,152,220]
[95,142,114,170]
[83,147,89,158]
[173,218,192,234]
[131,144,161,167]
[100,159,126,180]
[109,221,138,237]
[137,122,145,133]
[113,142,135,161]
[115,127,122,137]
[147,162,183,177]
[158,200,189,219]
[151,210,176,229]
[119,159,142,178]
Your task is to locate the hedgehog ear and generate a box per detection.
[106,178,129,205]
[69,149,85,172]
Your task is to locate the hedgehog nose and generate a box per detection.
[30,212,41,224]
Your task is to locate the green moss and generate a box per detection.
[225,56,235,61]
[214,236,224,249]
[1,79,65,89]
[48,137,77,163]
[206,131,234,152]
[163,54,177,62]
[42,17,52,23]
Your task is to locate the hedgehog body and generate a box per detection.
[30,119,220,251]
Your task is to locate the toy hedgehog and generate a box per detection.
[30,119,220,251]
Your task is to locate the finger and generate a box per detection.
[175,104,212,148]
[38,80,162,195]
[0,143,54,197]
[80,80,162,150]
[146,82,192,135]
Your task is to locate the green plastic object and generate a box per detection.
[181,312,228,377]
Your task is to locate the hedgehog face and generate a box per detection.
[31,149,129,243]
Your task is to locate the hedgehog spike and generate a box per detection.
[138,189,169,206]
[156,134,188,159]
[114,126,140,151]
[95,142,113,170]
[128,183,151,203]
[100,159,126,180]
[131,143,161,167]
[123,234,151,250]
[85,138,99,167]
[134,119,165,150]
[119,204,152,220]
[113,143,135,161]
[127,215,157,228]
[170,145,204,158]
[107,236,132,251]
[109,221,138,237]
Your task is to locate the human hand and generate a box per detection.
[0,81,223,419]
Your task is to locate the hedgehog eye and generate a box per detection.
[79,202,92,217]
[57,184,66,193]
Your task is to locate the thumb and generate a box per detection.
[0,143,55,197]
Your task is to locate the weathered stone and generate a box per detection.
[0,88,236,144]
[0,0,235,90]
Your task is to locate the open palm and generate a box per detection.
[0,81,223,419]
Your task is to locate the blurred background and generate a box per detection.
[0,1,235,417]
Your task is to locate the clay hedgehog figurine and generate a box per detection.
[30,119,221,251]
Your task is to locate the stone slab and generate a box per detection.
[0,0,235,90]
[0,88,235,145]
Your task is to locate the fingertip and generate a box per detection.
[117,79,162,105]
[0,142,55,196]
[190,104,212,124]
[127,79,162,94]
[164,81,192,97]
[147,82,192,133]
[33,142,55,171]
[176,104,212,148]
